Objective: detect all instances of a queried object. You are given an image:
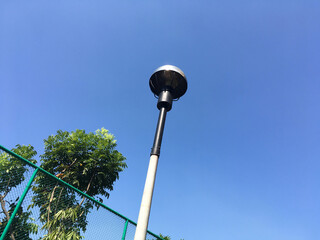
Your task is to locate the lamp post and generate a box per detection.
[134,65,188,240]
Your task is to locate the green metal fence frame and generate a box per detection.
[0,144,164,240]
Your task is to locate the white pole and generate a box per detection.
[134,154,159,240]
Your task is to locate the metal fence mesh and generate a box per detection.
[0,146,164,240]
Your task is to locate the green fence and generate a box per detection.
[0,145,164,240]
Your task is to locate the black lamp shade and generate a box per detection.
[149,65,188,100]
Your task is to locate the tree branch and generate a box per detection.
[61,158,78,175]
[78,174,95,208]
[0,195,16,240]
[53,187,64,214]
[47,185,58,231]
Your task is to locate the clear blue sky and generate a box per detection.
[1,1,320,239]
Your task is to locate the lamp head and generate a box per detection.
[149,65,188,100]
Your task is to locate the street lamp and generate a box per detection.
[134,65,188,240]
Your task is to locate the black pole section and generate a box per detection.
[151,107,167,156]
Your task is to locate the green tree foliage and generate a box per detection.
[0,145,37,240]
[30,128,127,240]
[159,233,184,240]
[159,234,171,240]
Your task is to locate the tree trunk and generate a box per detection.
[0,195,16,240]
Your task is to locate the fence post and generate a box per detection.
[0,168,38,240]
[122,219,129,240]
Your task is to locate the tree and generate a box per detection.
[159,233,184,240]
[0,145,38,240]
[159,234,171,240]
[30,128,127,239]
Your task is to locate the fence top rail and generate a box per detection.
[0,144,164,240]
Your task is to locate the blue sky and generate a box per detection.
[1,1,320,239]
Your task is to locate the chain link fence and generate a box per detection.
[0,145,164,240]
